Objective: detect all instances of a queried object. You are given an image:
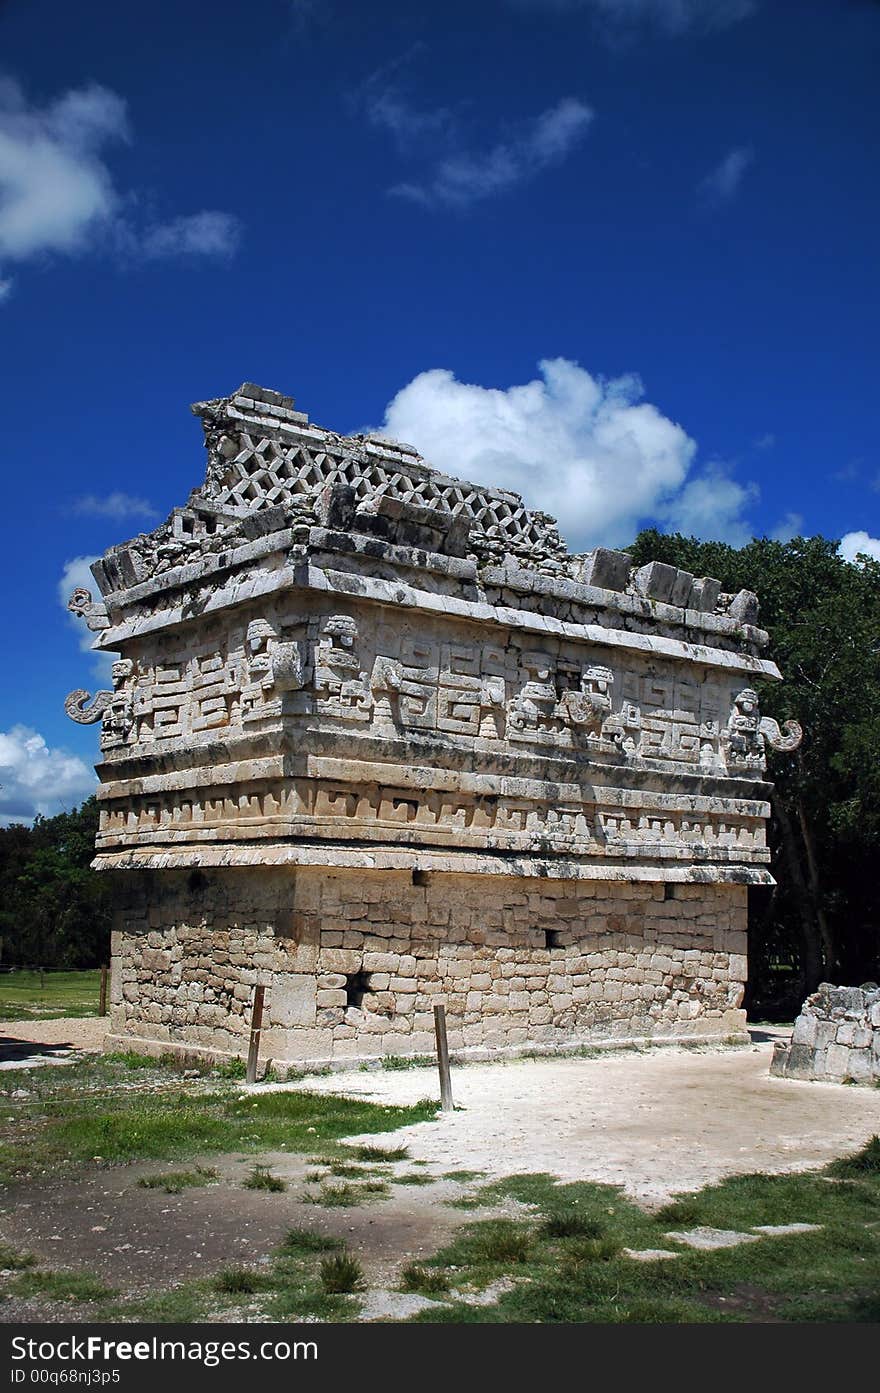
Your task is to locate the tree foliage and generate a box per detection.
[0,798,110,968]
[629,531,880,1014]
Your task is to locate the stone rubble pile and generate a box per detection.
[771,982,880,1085]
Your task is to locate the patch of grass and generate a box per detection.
[0,1065,436,1186]
[277,1227,343,1257]
[304,1182,379,1208]
[441,1219,533,1267]
[214,1058,247,1080]
[0,969,103,1020]
[400,1262,450,1295]
[104,1051,168,1070]
[326,1160,379,1178]
[0,1242,36,1270]
[320,1252,365,1294]
[352,1144,408,1162]
[380,1054,433,1070]
[559,1236,622,1274]
[9,1270,114,1303]
[442,1169,487,1183]
[138,1165,218,1194]
[828,1135,880,1178]
[394,1172,435,1186]
[214,1267,274,1295]
[268,1287,358,1321]
[541,1211,607,1239]
[654,1198,703,1226]
[243,1164,285,1192]
[411,1156,880,1324]
[105,1283,213,1324]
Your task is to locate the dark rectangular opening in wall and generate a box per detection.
[412,869,430,886]
[545,930,563,949]
[664,883,676,901]
[345,970,373,1009]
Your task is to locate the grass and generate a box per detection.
[380,1054,434,1070]
[0,1242,36,1270]
[278,1227,343,1256]
[352,1144,409,1162]
[827,1135,880,1178]
[0,969,103,1020]
[137,1165,218,1194]
[408,1159,880,1323]
[8,1270,115,1303]
[304,1180,389,1207]
[320,1252,365,1294]
[541,1211,607,1239]
[214,1267,275,1295]
[400,1263,451,1295]
[394,1172,435,1186]
[243,1164,286,1192]
[0,1056,438,1186]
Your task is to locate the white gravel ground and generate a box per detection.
[278,1037,880,1205]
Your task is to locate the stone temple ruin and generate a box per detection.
[65,383,802,1069]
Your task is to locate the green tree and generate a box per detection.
[628,531,880,1013]
[0,798,110,968]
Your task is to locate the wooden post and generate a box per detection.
[433,1004,454,1112]
[246,984,266,1085]
[99,964,109,1016]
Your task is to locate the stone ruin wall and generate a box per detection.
[64,382,802,1069]
[110,868,747,1065]
[771,982,880,1086]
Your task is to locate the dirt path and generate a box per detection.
[279,1036,880,1205]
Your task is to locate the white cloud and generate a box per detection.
[511,0,756,37]
[0,80,125,263]
[357,47,455,154]
[390,98,594,209]
[660,463,759,545]
[71,492,158,521]
[138,211,241,260]
[0,725,96,825]
[699,145,754,205]
[770,512,804,543]
[381,358,758,549]
[754,432,775,451]
[839,531,880,564]
[0,277,11,301]
[0,77,240,296]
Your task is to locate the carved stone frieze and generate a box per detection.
[67,586,110,631]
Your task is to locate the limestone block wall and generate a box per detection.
[770,982,880,1085]
[107,867,748,1067]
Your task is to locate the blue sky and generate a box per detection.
[1,0,878,821]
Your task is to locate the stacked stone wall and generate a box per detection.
[107,868,748,1067]
[771,982,880,1085]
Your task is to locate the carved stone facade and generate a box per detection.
[66,383,802,1069]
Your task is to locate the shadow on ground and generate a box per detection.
[0,1036,75,1067]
